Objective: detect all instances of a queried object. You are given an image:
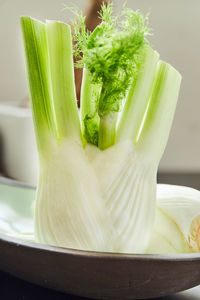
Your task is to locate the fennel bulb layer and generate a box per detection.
[88,140,157,253]
[35,139,111,251]
[147,184,200,254]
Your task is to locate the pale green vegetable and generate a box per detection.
[147,184,200,254]
[21,4,181,253]
[21,17,111,251]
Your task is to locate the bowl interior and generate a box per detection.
[0,177,34,238]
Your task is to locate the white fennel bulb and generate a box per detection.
[147,184,200,254]
[20,4,181,253]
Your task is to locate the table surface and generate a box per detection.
[0,269,200,300]
[1,173,200,300]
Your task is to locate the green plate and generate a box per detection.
[0,177,35,240]
[0,177,200,300]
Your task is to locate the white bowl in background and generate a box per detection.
[0,103,38,185]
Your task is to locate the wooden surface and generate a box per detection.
[0,270,200,300]
[0,266,200,300]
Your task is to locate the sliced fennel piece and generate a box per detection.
[21,18,110,252]
[147,184,200,254]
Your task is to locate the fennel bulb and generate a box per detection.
[147,184,200,254]
[36,140,111,250]
[21,4,181,253]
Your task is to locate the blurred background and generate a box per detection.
[0,0,199,185]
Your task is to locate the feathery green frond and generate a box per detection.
[72,3,150,147]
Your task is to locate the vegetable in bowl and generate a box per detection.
[20,3,181,253]
[148,184,200,254]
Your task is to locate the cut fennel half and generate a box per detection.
[147,184,200,254]
[20,4,181,253]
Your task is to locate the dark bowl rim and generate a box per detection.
[1,176,200,261]
[1,234,200,262]
[0,176,35,189]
